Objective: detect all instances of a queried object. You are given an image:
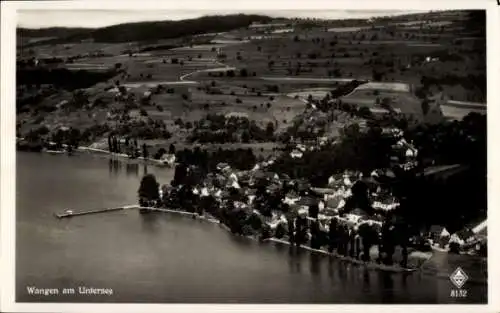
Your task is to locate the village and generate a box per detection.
[136,116,487,272]
[15,9,487,279]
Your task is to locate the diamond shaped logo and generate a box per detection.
[450,267,468,289]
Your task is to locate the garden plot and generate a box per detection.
[353,82,411,93]
[327,27,367,32]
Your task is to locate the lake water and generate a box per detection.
[16,152,487,303]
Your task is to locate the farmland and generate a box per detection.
[16,11,486,156]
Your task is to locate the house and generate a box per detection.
[449,228,476,247]
[457,227,479,244]
[290,149,303,159]
[472,219,487,237]
[283,191,300,205]
[428,225,451,247]
[372,198,399,212]
[295,196,320,208]
[216,162,231,172]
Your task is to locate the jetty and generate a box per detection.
[54,205,139,219]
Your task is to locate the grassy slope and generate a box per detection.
[17,10,485,151]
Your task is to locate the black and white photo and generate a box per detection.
[1,1,498,312]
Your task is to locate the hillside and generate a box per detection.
[17,27,92,38]
[16,10,486,160]
[18,14,275,45]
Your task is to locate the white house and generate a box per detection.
[290,149,303,159]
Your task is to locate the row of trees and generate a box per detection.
[20,123,110,148]
[175,146,258,173]
[114,118,172,140]
[17,67,118,91]
[272,124,394,186]
[187,114,276,144]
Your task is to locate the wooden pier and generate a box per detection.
[54,205,139,219]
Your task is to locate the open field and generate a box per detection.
[17,10,486,151]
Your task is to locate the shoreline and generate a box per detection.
[110,205,430,274]
[56,204,424,273]
[17,144,175,167]
[52,204,486,283]
[140,207,490,282]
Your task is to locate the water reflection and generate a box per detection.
[108,159,122,176]
[309,254,321,276]
[140,212,160,234]
[401,273,408,289]
[126,163,139,177]
[287,247,302,274]
[363,269,370,291]
[379,271,394,302]
[327,258,334,281]
[143,164,148,176]
[338,261,347,281]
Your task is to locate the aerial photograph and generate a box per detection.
[14,8,487,304]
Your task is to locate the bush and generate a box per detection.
[174,118,184,127]
[140,109,148,116]
[154,148,167,160]
[138,174,160,202]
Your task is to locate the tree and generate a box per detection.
[138,174,160,206]
[169,143,176,155]
[68,128,81,148]
[358,106,373,119]
[372,70,383,81]
[421,100,430,116]
[242,130,250,143]
[266,122,275,138]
